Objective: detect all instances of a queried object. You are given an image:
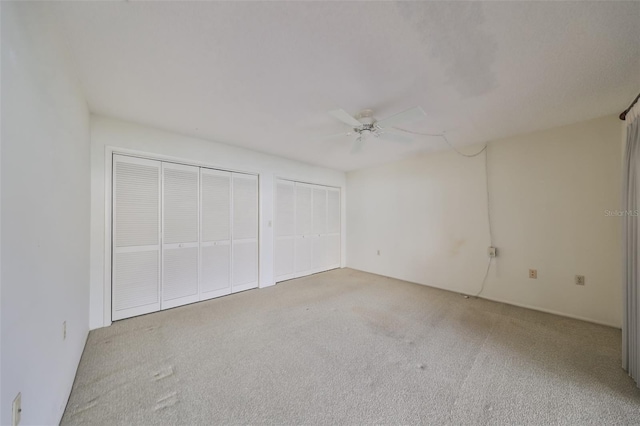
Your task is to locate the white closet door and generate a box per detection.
[311,235,327,273]
[162,163,200,309]
[200,169,232,300]
[232,173,258,292]
[326,188,341,269]
[312,186,328,235]
[311,186,328,273]
[112,155,161,320]
[294,183,313,277]
[275,179,295,282]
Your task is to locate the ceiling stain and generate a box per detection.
[396,2,498,99]
[45,1,639,172]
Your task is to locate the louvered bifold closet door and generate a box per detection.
[326,188,341,269]
[232,173,258,292]
[294,183,313,277]
[200,168,232,300]
[275,179,295,282]
[112,155,161,320]
[311,186,328,274]
[162,163,200,309]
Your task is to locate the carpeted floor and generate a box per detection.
[62,268,640,425]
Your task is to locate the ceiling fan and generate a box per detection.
[320,106,426,153]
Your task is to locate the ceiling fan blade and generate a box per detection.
[328,109,362,128]
[313,132,352,141]
[350,138,364,154]
[379,131,412,143]
[375,106,426,129]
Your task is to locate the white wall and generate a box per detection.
[90,115,346,329]
[348,115,623,327]
[1,3,91,425]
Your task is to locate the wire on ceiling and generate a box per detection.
[392,126,487,157]
[392,125,493,298]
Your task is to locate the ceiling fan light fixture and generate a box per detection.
[356,109,375,125]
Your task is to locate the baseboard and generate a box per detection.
[57,329,90,425]
[345,267,621,329]
[477,294,621,329]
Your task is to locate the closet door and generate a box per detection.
[112,155,161,320]
[326,188,341,269]
[275,179,295,282]
[232,173,258,292]
[200,169,232,300]
[162,163,200,309]
[294,183,313,277]
[311,186,328,273]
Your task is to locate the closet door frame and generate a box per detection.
[105,147,260,325]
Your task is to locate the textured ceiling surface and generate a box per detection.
[46,1,639,171]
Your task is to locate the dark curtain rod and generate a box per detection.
[620,92,640,120]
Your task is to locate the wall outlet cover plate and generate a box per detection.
[13,392,21,426]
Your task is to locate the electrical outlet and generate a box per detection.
[377,250,380,256]
[12,392,21,426]
[63,321,66,340]
[575,275,585,286]
[529,269,537,279]
[487,247,497,258]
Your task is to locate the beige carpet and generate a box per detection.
[62,268,640,425]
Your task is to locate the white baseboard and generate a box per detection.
[57,329,90,424]
[345,267,621,329]
[476,294,620,329]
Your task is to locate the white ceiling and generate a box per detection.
[47,1,639,171]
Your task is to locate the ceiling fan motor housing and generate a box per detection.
[355,109,377,138]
